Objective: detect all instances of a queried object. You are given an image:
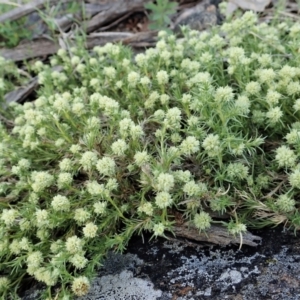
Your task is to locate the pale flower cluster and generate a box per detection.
[111,139,128,156]
[156,173,174,192]
[35,209,50,228]
[226,163,249,180]
[214,86,234,103]
[127,71,140,87]
[245,81,261,95]
[57,172,73,188]
[134,151,150,166]
[183,181,207,197]
[180,136,200,155]
[266,107,283,124]
[71,276,90,296]
[83,222,98,238]
[93,201,107,215]
[86,180,106,196]
[51,195,70,212]
[119,118,134,138]
[80,151,97,170]
[96,157,116,176]
[74,208,91,224]
[59,158,73,171]
[153,223,165,236]
[228,222,247,235]
[155,192,173,209]
[69,253,88,269]
[163,107,181,128]
[285,129,300,145]
[289,169,300,188]
[194,212,211,231]
[105,178,118,191]
[235,95,250,115]
[0,277,9,292]
[1,209,18,226]
[173,170,191,183]
[202,134,221,157]
[36,267,60,286]
[138,202,153,216]
[156,70,169,85]
[26,251,43,270]
[31,171,54,193]
[275,146,297,168]
[66,236,84,254]
[275,194,295,212]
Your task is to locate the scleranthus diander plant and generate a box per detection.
[1,10,300,299]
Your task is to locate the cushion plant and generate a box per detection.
[0,10,300,299]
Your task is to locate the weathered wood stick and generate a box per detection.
[172,222,262,247]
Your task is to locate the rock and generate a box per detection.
[21,227,300,300]
[173,0,220,33]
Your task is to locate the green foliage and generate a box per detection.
[0,3,32,48]
[145,0,178,31]
[1,10,300,299]
[0,21,32,48]
[0,57,28,118]
[0,1,82,48]
[35,1,82,34]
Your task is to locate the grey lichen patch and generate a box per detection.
[100,251,144,276]
[76,270,162,300]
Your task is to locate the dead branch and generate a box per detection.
[4,77,38,104]
[172,222,262,247]
[4,66,62,104]
[83,0,147,33]
[0,38,59,61]
[0,30,157,62]
[0,0,74,23]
